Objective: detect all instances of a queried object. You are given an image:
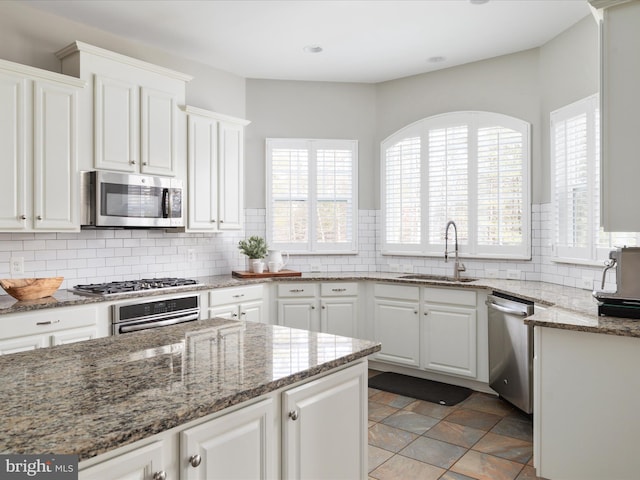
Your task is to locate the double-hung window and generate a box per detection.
[551,94,638,263]
[266,138,358,253]
[382,111,531,259]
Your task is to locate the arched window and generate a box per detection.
[381,111,531,259]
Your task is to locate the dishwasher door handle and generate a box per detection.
[486,300,528,317]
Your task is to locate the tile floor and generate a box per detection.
[368,371,543,480]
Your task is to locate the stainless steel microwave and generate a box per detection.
[80,171,184,228]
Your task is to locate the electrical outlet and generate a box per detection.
[485,268,499,279]
[389,264,400,273]
[402,264,414,273]
[579,277,593,290]
[310,264,321,272]
[187,249,195,262]
[10,257,24,276]
[507,269,521,280]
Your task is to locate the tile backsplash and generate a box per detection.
[0,204,610,291]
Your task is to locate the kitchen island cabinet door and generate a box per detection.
[181,398,275,480]
[282,362,367,480]
[80,440,166,480]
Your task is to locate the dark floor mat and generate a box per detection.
[368,372,472,406]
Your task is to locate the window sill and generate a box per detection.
[381,251,532,261]
[551,257,605,267]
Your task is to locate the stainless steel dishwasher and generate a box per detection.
[486,292,535,414]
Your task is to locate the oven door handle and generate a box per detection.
[119,312,200,334]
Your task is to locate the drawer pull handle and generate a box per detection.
[189,454,202,468]
[36,320,60,326]
[331,288,347,292]
[290,289,304,293]
[153,471,167,480]
[241,311,246,316]
[289,410,299,421]
[232,294,245,298]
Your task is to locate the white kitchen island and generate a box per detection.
[0,317,380,480]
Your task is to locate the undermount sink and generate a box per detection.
[398,274,477,283]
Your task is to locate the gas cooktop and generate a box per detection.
[73,278,201,296]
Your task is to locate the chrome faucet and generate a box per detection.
[445,220,466,281]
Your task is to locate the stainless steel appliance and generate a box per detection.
[593,247,640,318]
[73,278,200,296]
[112,294,200,335]
[487,292,534,414]
[80,171,184,228]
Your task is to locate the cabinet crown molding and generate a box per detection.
[588,0,633,9]
[55,41,194,83]
[0,58,85,88]
[182,105,251,126]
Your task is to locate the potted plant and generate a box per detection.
[237,236,268,272]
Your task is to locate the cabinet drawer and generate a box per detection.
[210,284,264,306]
[423,287,476,307]
[320,282,358,297]
[277,283,318,298]
[0,305,98,340]
[374,283,419,301]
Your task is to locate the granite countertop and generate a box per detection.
[0,272,633,337]
[0,318,380,460]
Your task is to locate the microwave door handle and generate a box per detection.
[162,188,169,218]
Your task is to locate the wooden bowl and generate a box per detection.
[0,277,64,301]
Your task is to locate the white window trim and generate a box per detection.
[381,111,531,260]
[265,138,359,255]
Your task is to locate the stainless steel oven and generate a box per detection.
[113,294,200,335]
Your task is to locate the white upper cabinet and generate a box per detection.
[183,106,250,232]
[0,59,84,232]
[599,1,640,231]
[56,41,191,178]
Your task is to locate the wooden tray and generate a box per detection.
[232,270,302,279]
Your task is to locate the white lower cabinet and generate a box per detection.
[422,287,477,378]
[0,305,102,355]
[282,362,367,480]
[208,285,265,324]
[373,284,420,367]
[320,282,359,338]
[181,398,275,480]
[79,361,368,480]
[80,441,166,480]
[277,282,360,337]
[277,283,319,331]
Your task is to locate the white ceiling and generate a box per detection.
[23,0,592,84]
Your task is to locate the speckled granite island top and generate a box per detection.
[0,318,380,461]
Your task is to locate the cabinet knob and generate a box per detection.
[232,313,238,318]
[19,215,26,220]
[311,305,315,310]
[219,220,224,223]
[212,219,217,223]
[288,410,299,421]
[143,161,148,166]
[153,471,167,480]
[129,160,136,165]
[241,311,246,316]
[423,311,429,316]
[322,305,326,309]
[37,215,42,221]
[414,310,418,314]
[189,454,202,468]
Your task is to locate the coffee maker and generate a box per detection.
[593,247,640,318]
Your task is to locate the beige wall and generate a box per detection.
[0,0,246,117]
[245,80,377,209]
